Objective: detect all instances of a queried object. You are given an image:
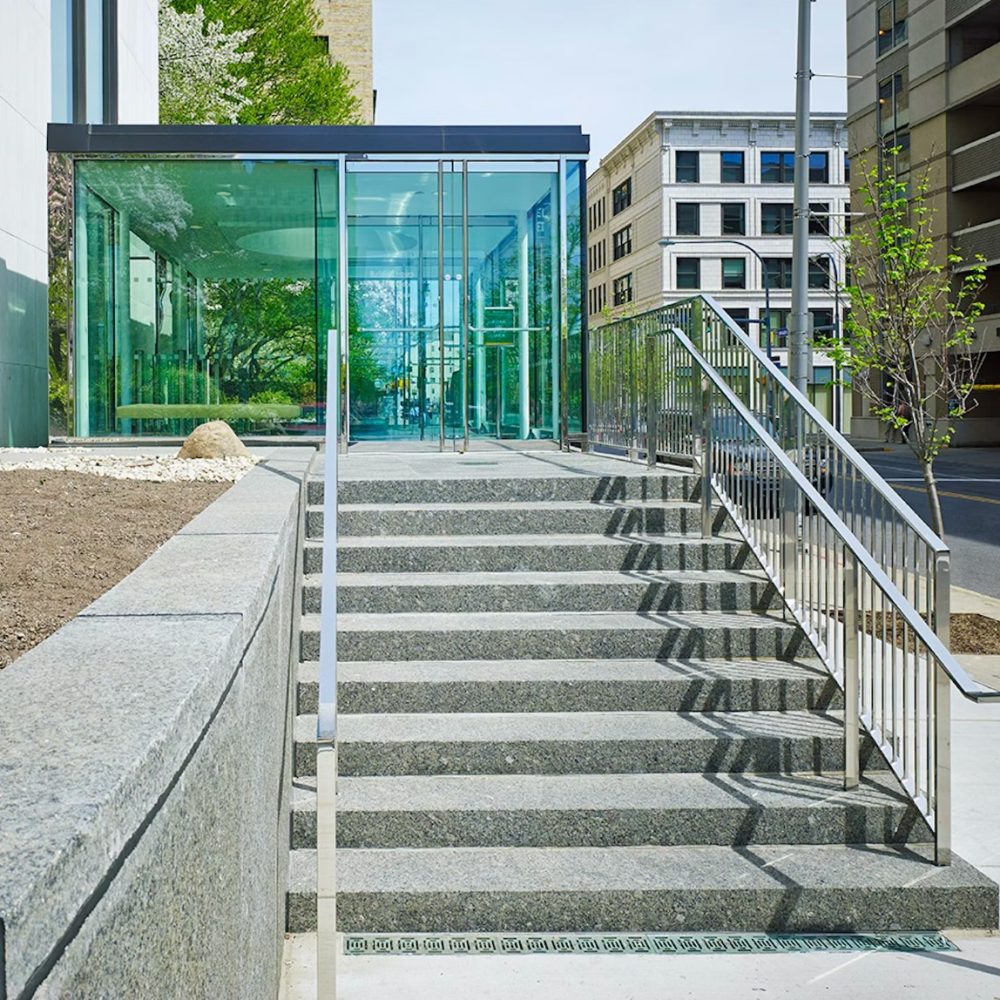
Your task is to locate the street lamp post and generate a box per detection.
[659,237,773,352]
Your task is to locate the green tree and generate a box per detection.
[166,0,361,126]
[823,146,986,536]
[159,0,253,125]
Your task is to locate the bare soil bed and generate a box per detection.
[0,471,228,668]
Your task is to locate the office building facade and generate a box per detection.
[586,112,851,427]
[847,0,1000,442]
[0,0,158,446]
[313,0,375,123]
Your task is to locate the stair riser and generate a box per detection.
[313,506,707,539]
[288,884,998,934]
[301,625,803,664]
[308,541,751,575]
[296,677,842,716]
[294,735,884,779]
[292,804,928,850]
[306,580,781,615]
[311,476,700,506]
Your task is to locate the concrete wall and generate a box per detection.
[0,0,52,446]
[118,0,160,124]
[0,0,157,447]
[0,448,313,1000]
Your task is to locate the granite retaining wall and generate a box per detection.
[0,448,315,1000]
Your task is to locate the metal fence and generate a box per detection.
[588,294,1000,863]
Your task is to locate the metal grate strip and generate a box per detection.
[344,932,956,957]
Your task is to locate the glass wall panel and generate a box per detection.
[566,160,584,434]
[74,159,338,436]
[466,164,559,439]
[346,164,442,441]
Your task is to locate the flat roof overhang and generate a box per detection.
[47,123,590,156]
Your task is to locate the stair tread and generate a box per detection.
[289,843,994,894]
[317,532,739,549]
[295,708,844,745]
[291,771,915,814]
[303,610,790,633]
[305,569,768,588]
[327,500,702,513]
[298,657,827,684]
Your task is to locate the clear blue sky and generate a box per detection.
[373,0,848,164]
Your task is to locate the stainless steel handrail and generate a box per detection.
[587,294,1000,867]
[674,326,996,700]
[666,326,1000,866]
[590,294,951,687]
[686,293,944,553]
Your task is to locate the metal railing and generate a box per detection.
[588,295,1000,864]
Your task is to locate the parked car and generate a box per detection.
[711,412,829,516]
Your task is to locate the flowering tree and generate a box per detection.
[159,0,253,125]
[824,147,986,536]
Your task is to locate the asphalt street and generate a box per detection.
[861,447,1000,599]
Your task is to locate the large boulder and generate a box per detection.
[177,420,251,459]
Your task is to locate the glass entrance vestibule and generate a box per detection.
[51,126,588,444]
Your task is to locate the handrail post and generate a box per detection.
[844,555,860,789]
[646,334,657,468]
[317,324,340,998]
[700,373,712,538]
[934,552,952,865]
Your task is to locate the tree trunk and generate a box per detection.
[921,459,946,538]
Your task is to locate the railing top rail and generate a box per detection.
[670,326,1000,704]
[600,293,949,555]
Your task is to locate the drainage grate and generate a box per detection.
[344,932,956,957]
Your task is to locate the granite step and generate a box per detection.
[295,658,841,716]
[292,709,884,779]
[299,610,804,663]
[313,500,718,539]
[303,569,780,615]
[290,771,929,850]
[310,473,700,506]
[306,534,751,575]
[286,842,998,934]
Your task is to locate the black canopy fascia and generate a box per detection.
[48,123,590,156]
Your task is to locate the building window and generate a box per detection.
[315,34,330,53]
[612,179,632,215]
[761,151,795,183]
[726,307,751,333]
[763,257,794,289]
[676,203,700,236]
[612,225,632,260]
[588,240,607,273]
[809,256,831,289]
[721,151,745,183]
[676,151,700,183]
[844,152,851,183]
[811,309,836,334]
[877,0,908,56]
[676,257,701,289]
[761,203,794,235]
[878,69,909,136]
[722,258,746,289]
[884,130,911,174]
[588,198,607,232]
[52,0,118,123]
[721,203,746,236]
[808,202,830,235]
[612,273,633,306]
[588,283,607,316]
[809,152,830,183]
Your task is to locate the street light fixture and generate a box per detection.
[658,237,773,352]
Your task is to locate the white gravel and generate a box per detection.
[0,448,258,483]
